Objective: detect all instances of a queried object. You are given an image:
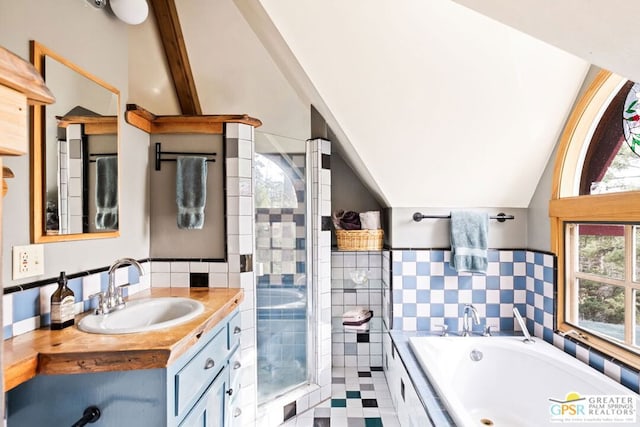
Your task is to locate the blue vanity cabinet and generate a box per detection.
[179,311,242,427]
[7,309,241,427]
[179,365,228,427]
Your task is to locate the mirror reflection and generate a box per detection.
[31,41,119,242]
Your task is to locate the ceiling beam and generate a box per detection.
[149,0,202,115]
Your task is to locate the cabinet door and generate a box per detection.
[180,368,227,427]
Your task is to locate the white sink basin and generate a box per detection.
[78,297,205,334]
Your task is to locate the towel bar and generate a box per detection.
[88,152,117,163]
[412,212,514,222]
[155,142,217,171]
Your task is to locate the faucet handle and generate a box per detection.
[483,325,492,337]
[435,324,448,337]
[88,292,106,315]
[115,284,130,306]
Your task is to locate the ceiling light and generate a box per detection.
[85,0,149,25]
[110,0,149,25]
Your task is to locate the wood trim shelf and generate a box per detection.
[124,104,262,135]
[56,115,117,135]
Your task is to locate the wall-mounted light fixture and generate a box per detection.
[86,0,148,25]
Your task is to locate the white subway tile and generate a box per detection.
[209,262,228,273]
[238,140,252,159]
[13,316,40,336]
[170,273,190,287]
[238,124,253,141]
[151,273,170,287]
[39,283,58,316]
[189,262,209,273]
[226,158,239,178]
[209,273,228,287]
[82,274,102,301]
[3,294,13,326]
[171,262,190,273]
[151,262,170,273]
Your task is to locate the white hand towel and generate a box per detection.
[342,307,369,321]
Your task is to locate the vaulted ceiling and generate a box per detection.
[131,0,597,208]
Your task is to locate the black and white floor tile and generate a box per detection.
[281,367,400,427]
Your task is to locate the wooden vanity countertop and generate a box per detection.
[3,288,244,392]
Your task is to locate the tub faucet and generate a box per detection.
[95,258,144,315]
[513,307,535,344]
[462,304,480,336]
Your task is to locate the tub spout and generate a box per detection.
[461,304,480,336]
[513,307,535,344]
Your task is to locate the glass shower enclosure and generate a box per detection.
[254,132,310,403]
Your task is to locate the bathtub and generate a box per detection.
[256,288,306,310]
[409,336,639,427]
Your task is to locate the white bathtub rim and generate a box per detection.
[409,336,640,427]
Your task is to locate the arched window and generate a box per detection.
[552,71,640,369]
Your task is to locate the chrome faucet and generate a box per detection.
[513,307,535,344]
[461,304,480,336]
[93,258,144,315]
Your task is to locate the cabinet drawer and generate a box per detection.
[228,312,241,350]
[175,328,228,417]
[0,85,27,155]
[179,366,227,427]
[228,349,242,401]
[226,402,243,427]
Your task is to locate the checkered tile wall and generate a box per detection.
[391,249,531,333]
[390,248,640,393]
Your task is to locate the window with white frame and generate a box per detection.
[564,223,640,348]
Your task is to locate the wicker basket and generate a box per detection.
[336,229,384,251]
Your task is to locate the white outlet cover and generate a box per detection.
[12,244,45,280]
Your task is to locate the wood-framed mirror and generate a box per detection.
[30,41,120,243]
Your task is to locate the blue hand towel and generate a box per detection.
[95,156,118,230]
[176,156,208,229]
[450,211,489,274]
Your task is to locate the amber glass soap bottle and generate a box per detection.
[50,271,75,330]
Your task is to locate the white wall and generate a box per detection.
[0,0,150,286]
[526,66,602,252]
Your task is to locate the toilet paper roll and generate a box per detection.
[359,211,381,230]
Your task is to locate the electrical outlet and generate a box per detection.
[12,244,45,280]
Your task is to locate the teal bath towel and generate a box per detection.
[176,156,208,229]
[450,211,489,274]
[95,156,118,230]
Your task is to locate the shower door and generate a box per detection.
[254,133,310,403]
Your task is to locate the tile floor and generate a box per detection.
[281,367,400,427]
